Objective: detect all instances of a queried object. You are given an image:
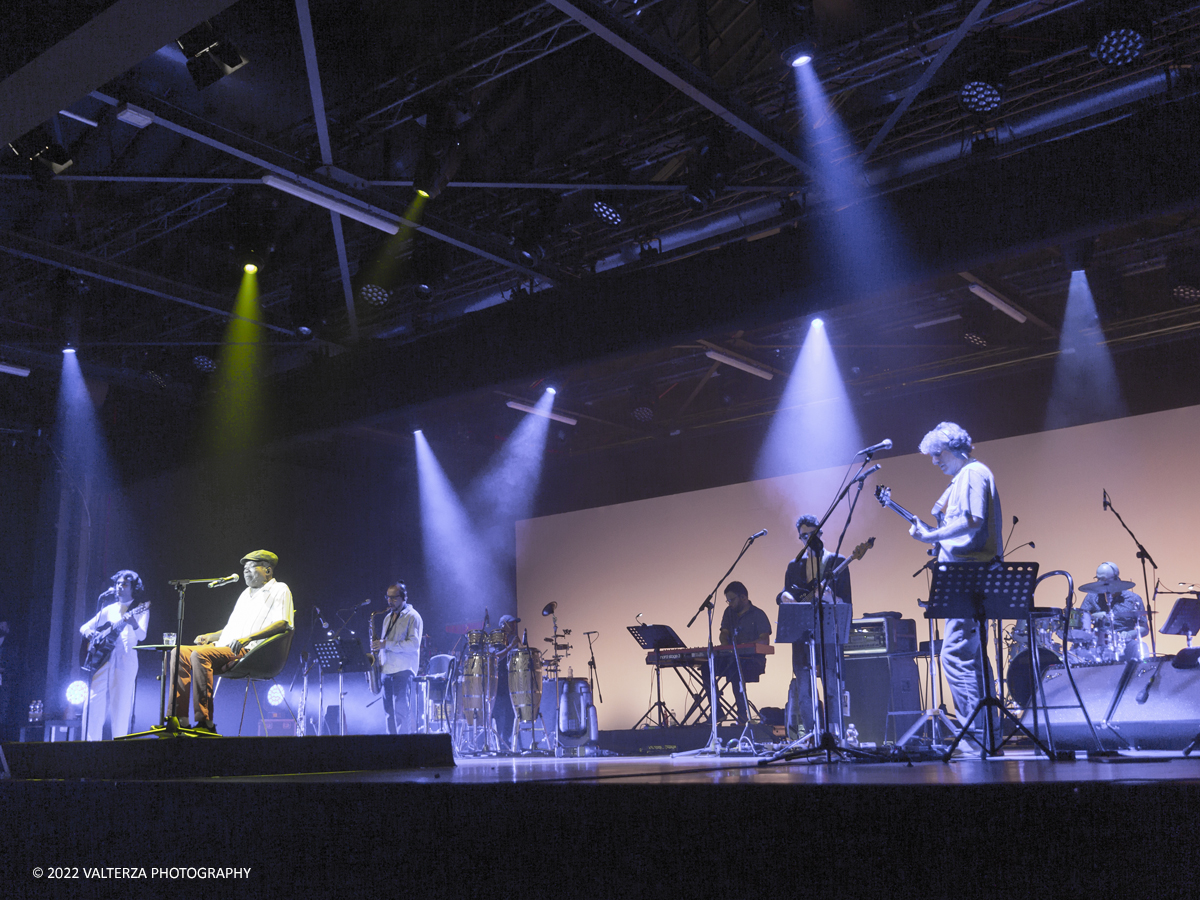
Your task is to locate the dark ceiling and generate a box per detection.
[3,0,1200,481]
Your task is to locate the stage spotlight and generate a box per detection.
[8,127,73,183]
[243,262,258,274]
[193,354,217,372]
[546,386,557,396]
[267,684,285,707]
[811,318,824,328]
[592,197,622,227]
[63,346,76,355]
[760,0,818,68]
[411,102,465,201]
[1091,4,1150,68]
[359,283,392,307]
[66,680,87,706]
[1167,248,1200,304]
[176,21,247,90]
[960,81,1002,115]
[413,429,422,435]
[684,135,728,213]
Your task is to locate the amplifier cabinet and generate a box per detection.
[845,616,918,657]
[843,654,921,746]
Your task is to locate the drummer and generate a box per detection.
[491,615,520,751]
[1079,562,1149,661]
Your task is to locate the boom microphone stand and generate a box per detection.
[673,531,765,758]
[762,458,882,766]
[122,577,231,739]
[1102,490,1159,657]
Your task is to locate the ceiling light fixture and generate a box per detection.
[505,400,577,426]
[967,283,1027,323]
[116,103,154,129]
[261,175,401,235]
[704,349,774,380]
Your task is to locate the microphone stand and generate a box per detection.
[1103,491,1159,657]
[673,533,763,758]
[762,458,882,765]
[120,576,231,739]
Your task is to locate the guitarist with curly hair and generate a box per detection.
[79,570,149,740]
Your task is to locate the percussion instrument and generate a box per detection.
[487,629,508,653]
[507,647,543,724]
[459,648,497,726]
[1007,647,1061,708]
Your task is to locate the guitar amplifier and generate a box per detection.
[844,616,918,657]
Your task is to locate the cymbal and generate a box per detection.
[1079,579,1135,593]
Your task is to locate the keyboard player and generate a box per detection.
[710,581,772,725]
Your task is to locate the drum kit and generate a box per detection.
[447,603,598,756]
[1004,576,1140,707]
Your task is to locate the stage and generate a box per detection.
[5,734,1200,900]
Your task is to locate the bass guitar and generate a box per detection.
[783,538,875,603]
[874,484,939,556]
[80,601,150,672]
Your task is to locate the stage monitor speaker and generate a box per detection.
[1021,660,1200,751]
[1110,659,1200,750]
[843,654,920,745]
[1019,662,1127,751]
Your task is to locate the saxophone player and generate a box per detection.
[371,582,423,734]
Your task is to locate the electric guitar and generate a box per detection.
[80,602,150,672]
[875,485,939,556]
[783,538,875,603]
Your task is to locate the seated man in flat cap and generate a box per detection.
[170,550,294,733]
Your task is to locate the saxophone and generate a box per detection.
[367,611,383,695]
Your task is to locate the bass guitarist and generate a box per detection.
[779,515,853,740]
[910,422,1003,752]
[79,570,149,740]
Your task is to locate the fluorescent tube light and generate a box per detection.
[505,400,577,426]
[0,362,31,377]
[967,283,1027,323]
[261,174,401,234]
[704,349,774,380]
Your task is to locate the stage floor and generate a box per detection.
[7,738,1200,900]
[194,746,1200,785]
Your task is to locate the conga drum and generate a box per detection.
[507,647,543,723]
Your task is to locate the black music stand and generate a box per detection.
[927,561,1052,760]
[776,602,853,644]
[629,624,685,728]
[314,638,372,736]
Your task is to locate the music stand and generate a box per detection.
[630,625,685,729]
[1161,596,1200,647]
[926,562,1052,760]
[313,638,372,736]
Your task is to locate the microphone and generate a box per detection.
[314,607,329,630]
[853,463,882,484]
[635,613,644,623]
[208,573,240,589]
[857,439,892,457]
[749,529,768,540]
[1103,490,1110,511]
[360,598,371,607]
